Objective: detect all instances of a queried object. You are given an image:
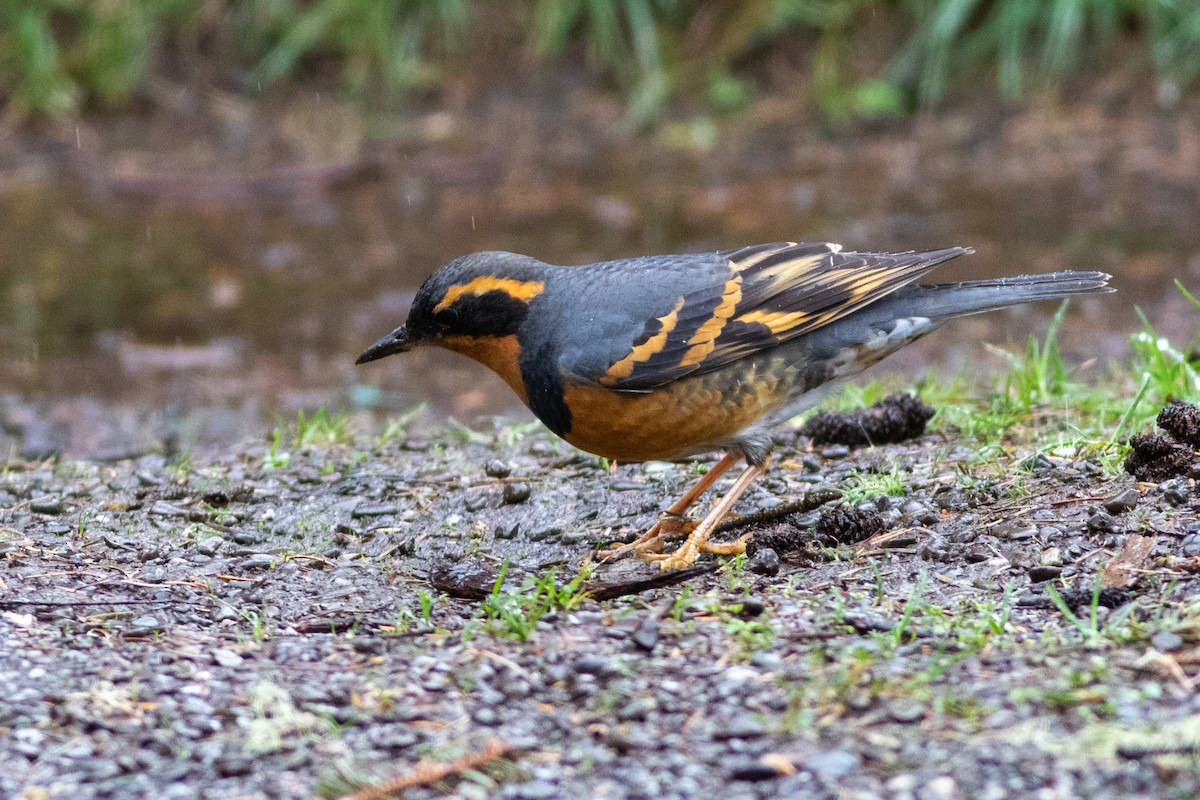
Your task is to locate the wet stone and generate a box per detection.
[728,760,781,782]
[30,496,65,514]
[1152,631,1184,652]
[713,712,766,740]
[1028,565,1062,583]
[472,707,499,726]
[1160,477,1191,506]
[484,459,512,478]
[1039,525,1064,542]
[368,725,420,751]
[747,546,780,576]
[630,614,660,652]
[739,597,766,618]
[1181,533,1200,558]
[463,493,490,512]
[1001,524,1039,541]
[888,701,925,723]
[1086,510,1117,533]
[214,753,253,777]
[507,779,558,800]
[151,501,190,517]
[212,649,242,668]
[352,503,398,518]
[807,749,860,780]
[494,523,520,540]
[617,698,654,722]
[1104,488,1140,514]
[503,482,532,504]
[574,655,615,677]
[529,526,562,542]
[196,536,224,556]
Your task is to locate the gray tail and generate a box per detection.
[893,270,1114,319]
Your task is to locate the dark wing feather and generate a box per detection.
[577,242,971,391]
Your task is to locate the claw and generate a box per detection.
[596,453,765,570]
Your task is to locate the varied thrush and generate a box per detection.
[357,242,1112,569]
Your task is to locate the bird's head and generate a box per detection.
[356,251,547,365]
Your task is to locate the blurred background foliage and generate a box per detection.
[1,0,1198,125]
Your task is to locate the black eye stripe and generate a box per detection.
[432,290,530,338]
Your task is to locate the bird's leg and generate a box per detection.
[598,452,739,558]
[643,460,765,570]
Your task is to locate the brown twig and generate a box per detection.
[712,490,841,535]
[337,738,513,800]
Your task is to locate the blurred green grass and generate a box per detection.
[2,0,1198,123]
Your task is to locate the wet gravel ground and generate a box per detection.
[4,418,1200,800]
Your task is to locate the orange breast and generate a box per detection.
[438,334,789,462]
[439,334,528,403]
[560,366,788,462]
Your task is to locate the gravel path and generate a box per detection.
[3,417,1199,799]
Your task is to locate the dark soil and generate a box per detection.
[4,416,1200,800]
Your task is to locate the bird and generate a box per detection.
[356,242,1113,569]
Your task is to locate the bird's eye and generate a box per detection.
[434,307,459,327]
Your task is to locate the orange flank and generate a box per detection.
[562,367,787,463]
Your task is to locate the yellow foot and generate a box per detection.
[597,513,697,560]
[642,535,749,570]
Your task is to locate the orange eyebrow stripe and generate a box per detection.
[434,277,545,312]
[678,275,743,368]
[601,297,685,385]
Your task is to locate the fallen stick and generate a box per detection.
[337,738,513,800]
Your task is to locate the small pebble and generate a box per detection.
[464,493,490,512]
[484,459,512,478]
[150,501,189,518]
[574,655,614,676]
[196,535,224,556]
[1161,477,1191,506]
[728,760,781,782]
[30,496,63,515]
[1151,631,1184,652]
[494,523,520,539]
[352,503,398,518]
[747,547,780,576]
[212,649,242,668]
[712,712,766,740]
[739,597,766,618]
[888,701,924,723]
[503,483,532,504]
[925,776,957,800]
[1103,488,1140,514]
[1028,565,1062,583]
[243,553,275,570]
[807,749,860,780]
[630,614,660,652]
